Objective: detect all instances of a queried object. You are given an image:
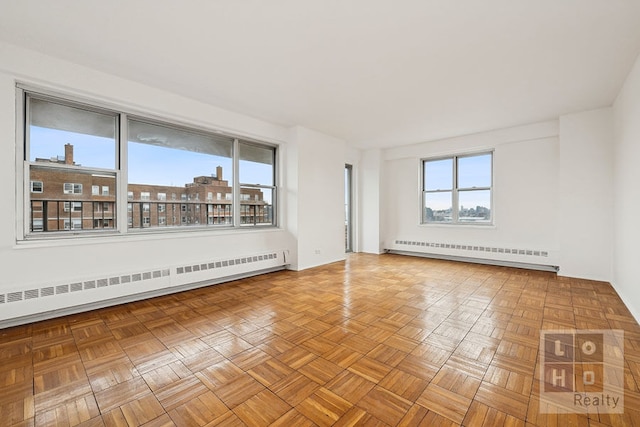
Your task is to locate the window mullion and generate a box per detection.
[118,113,128,234]
[452,156,459,223]
[233,138,240,228]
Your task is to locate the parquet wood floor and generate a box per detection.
[2,253,640,426]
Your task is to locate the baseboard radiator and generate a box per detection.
[0,249,290,329]
[386,239,559,272]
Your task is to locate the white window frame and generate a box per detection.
[30,181,43,193]
[63,183,83,195]
[421,151,493,225]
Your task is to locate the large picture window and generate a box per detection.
[422,152,492,224]
[20,89,278,238]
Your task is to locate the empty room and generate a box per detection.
[2,1,640,426]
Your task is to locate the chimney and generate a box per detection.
[64,144,74,165]
[216,166,223,181]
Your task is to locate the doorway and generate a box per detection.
[345,164,353,253]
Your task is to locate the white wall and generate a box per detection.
[360,149,384,254]
[379,121,562,268]
[287,126,347,270]
[613,53,640,320]
[558,108,613,281]
[0,42,298,324]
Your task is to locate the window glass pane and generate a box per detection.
[29,166,116,232]
[458,190,491,222]
[240,187,274,226]
[458,154,491,189]
[239,141,274,186]
[127,119,234,229]
[424,158,453,191]
[29,97,117,169]
[424,191,452,222]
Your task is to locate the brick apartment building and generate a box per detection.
[29,144,268,232]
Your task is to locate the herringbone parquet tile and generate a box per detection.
[1,253,640,426]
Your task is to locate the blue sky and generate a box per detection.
[424,154,492,210]
[30,126,273,190]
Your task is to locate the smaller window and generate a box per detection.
[92,185,100,196]
[157,192,166,201]
[64,183,82,194]
[64,201,82,212]
[64,218,82,230]
[422,152,493,224]
[141,192,150,200]
[32,219,43,231]
[30,181,43,193]
[225,193,232,201]
[127,191,133,200]
[102,186,109,196]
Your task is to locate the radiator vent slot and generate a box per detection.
[394,240,549,257]
[25,289,39,300]
[8,292,23,303]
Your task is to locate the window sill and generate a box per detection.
[15,225,283,249]
[419,222,496,229]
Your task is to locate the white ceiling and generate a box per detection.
[2,0,640,149]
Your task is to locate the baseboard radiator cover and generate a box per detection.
[0,249,290,329]
[387,240,559,272]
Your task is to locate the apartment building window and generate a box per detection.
[63,183,83,194]
[30,181,43,193]
[20,88,278,238]
[63,201,82,212]
[422,152,493,224]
